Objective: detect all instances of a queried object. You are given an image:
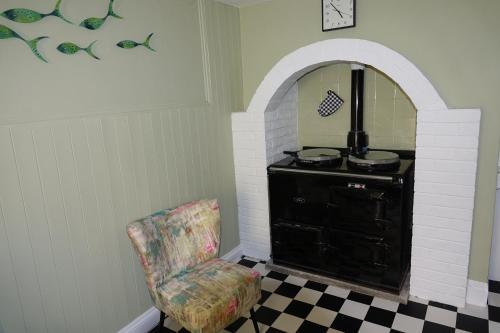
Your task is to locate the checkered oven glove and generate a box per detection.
[318,90,344,117]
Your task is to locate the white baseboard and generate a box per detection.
[117,306,159,333]
[117,244,243,333]
[220,244,243,262]
[466,279,488,307]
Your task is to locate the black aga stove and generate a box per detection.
[267,65,415,292]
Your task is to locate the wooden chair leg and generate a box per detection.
[250,307,260,333]
[154,311,166,332]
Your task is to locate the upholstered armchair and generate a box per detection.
[127,199,261,333]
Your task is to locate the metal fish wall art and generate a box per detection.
[117,33,155,52]
[57,41,100,60]
[0,24,48,62]
[1,0,72,24]
[80,0,122,30]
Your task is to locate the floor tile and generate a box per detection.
[264,327,286,333]
[327,329,344,333]
[371,297,400,312]
[296,320,329,333]
[358,321,391,333]
[324,285,350,298]
[427,300,457,312]
[391,313,425,333]
[262,293,293,312]
[270,313,304,332]
[224,317,247,332]
[238,259,258,268]
[409,295,429,305]
[489,292,500,307]
[455,312,489,333]
[338,299,370,320]
[304,280,328,292]
[284,275,307,287]
[294,287,323,305]
[421,321,454,333]
[330,313,363,333]
[258,290,272,305]
[365,306,396,328]
[251,263,270,277]
[157,257,499,333]
[164,317,183,331]
[261,277,282,293]
[234,319,267,333]
[489,305,500,322]
[316,293,345,312]
[266,271,288,281]
[254,306,281,326]
[490,280,500,294]
[284,299,314,318]
[397,300,428,319]
[347,291,373,305]
[424,305,457,327]
[490,320,500,333]
[457,303,489,320]
[273,282,302,298]
[305,306,337,327]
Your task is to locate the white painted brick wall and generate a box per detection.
[231,39,481,307]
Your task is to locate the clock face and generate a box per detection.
[322,0,355,31]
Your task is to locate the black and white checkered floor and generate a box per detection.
[158,257,500,333]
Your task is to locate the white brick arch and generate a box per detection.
[231,39,481,307]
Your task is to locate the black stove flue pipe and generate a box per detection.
[347,65,369,156]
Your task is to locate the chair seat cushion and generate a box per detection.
[158,258,261,333]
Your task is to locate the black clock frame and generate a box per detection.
[322,0,356,32]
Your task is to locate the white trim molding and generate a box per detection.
[221,244,244,262]
[117,307,159,333]
[466,279,489,307]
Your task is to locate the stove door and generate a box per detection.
[268,172,331,227]
[326,230,401,290]
[328,185,398,235]
[271,221,326,269]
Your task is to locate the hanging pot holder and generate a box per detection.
[318,90,344,117]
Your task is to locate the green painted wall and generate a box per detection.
[240,0,500,282]
[299,64,416,149]
[0,1,242,332]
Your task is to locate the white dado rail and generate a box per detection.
[231,39,481,307]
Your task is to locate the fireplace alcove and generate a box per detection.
[231,39,481,307]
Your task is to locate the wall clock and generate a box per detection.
[322,0,355,31]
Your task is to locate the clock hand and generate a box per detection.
[329,1,344,18]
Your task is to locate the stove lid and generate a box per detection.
[297,148,342,161]
[348,151,400,165]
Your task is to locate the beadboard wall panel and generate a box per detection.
[0,1,242,332]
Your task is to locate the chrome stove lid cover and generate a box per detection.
[348,151,400,165]
[298,148,342,161]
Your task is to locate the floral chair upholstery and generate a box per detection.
[127,199,261,333]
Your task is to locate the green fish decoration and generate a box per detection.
[0,24,48,62]
[117,33,155,52]
[80,0,122,30]
[57,41,100,60]
[1,0,72,24]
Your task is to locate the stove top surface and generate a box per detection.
[269,147,415,177]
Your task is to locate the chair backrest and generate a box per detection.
[126,199,221,294]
